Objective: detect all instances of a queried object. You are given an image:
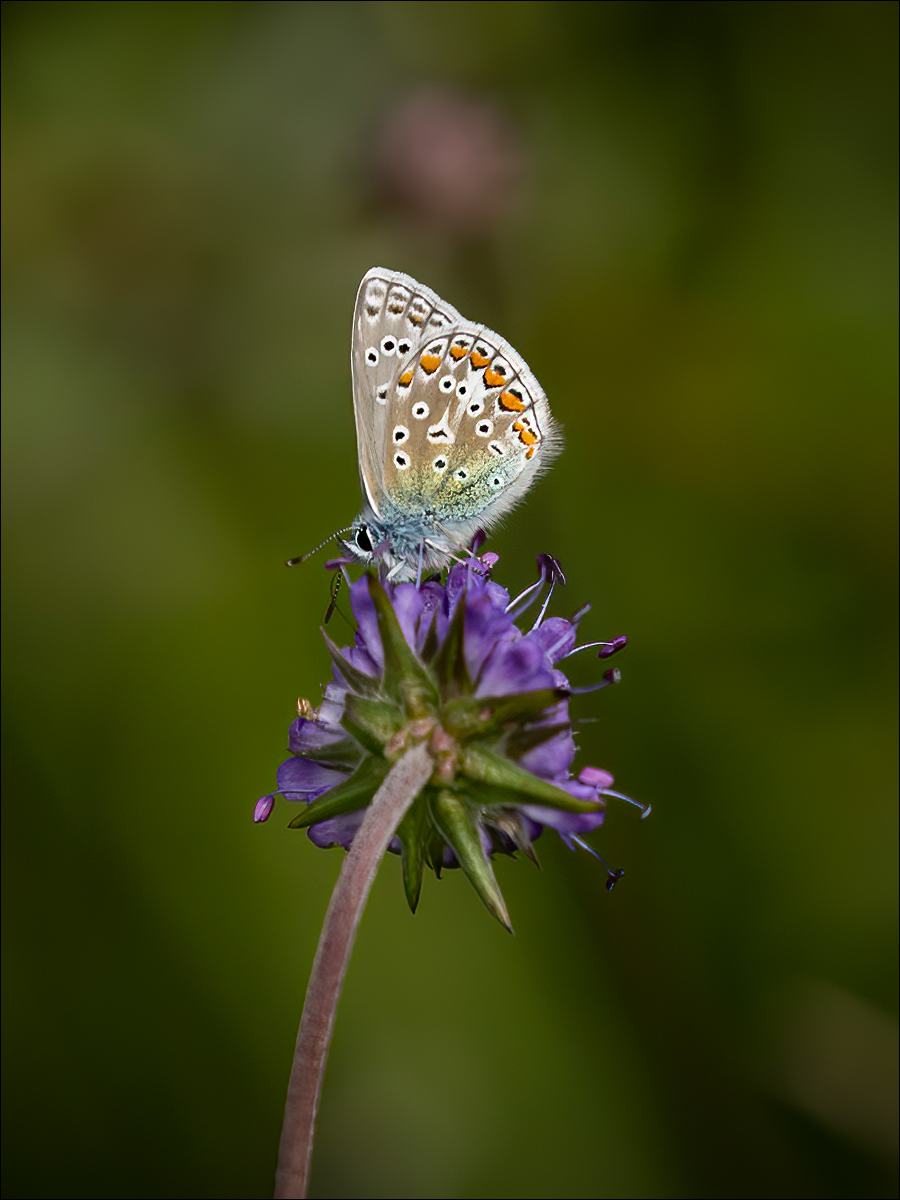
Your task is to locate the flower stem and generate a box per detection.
[274,741,433,1199]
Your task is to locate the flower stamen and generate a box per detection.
[568,834,626,891]
[600,789,652,818]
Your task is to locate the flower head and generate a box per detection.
[257,556,636,929]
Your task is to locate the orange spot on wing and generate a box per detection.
[526,447,536,459]
[420,353,441,374]
[449,345,468,360]
[470,351,490,369]
[484,368,505,388]
[399,370,414,386]
[513,421,538,446]
[499,392,526,412]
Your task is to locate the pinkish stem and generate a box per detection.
[274,741,433,1199]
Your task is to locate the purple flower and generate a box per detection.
[258,555,638,927]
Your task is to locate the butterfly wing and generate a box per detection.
[351,268,462,520]
[351,267,562,560]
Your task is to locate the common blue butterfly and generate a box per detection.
[334,268,561,581]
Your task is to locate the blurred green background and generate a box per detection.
[2,2,897,1198]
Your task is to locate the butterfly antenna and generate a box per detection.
[286,528,353,568]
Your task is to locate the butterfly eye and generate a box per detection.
[380,337,397,356]
[355,527,373,552]
[432,456,448,473]
[439,375,455,393]
[475,420,493,437]
[365,347,379,365]
[412,402,429,420]
[394,451,410,470]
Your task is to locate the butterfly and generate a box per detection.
[322,268,560,583]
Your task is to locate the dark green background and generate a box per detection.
[2,3,897,1197]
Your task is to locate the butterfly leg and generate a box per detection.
[324,571,343,624]
[423,537,467,567]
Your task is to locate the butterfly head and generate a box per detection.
[337,506,463,582]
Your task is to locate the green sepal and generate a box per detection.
[397,801,427,913]
[321,630,382,699]
[423,805,448,879]
[458,746,604,814]
[367,575,439,717]
[442,689,561,741]
[429,790,513,933]
[340,692,402,756]
[430,586,471,699]
[502,721,572,761]
[293,738,364,770]
[287,754,389,829]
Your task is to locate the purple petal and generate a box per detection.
[445,557,496,608]
[463,592,519,683]
[344,643,380,678]
[445,561,472,606]
[527,617,577,663]
[520,802,606,835]
[391,582,427,650]
[304,808,401,854]
[483,580,510,610]
[277,756,349,799]
[476,634,556,697]
[413,581,445,652]
[288,717,347,754]
[307,808,365,849]
[348,577,383,671]
[518,729,577,779]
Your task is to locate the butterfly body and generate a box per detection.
[340,268,560,581]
